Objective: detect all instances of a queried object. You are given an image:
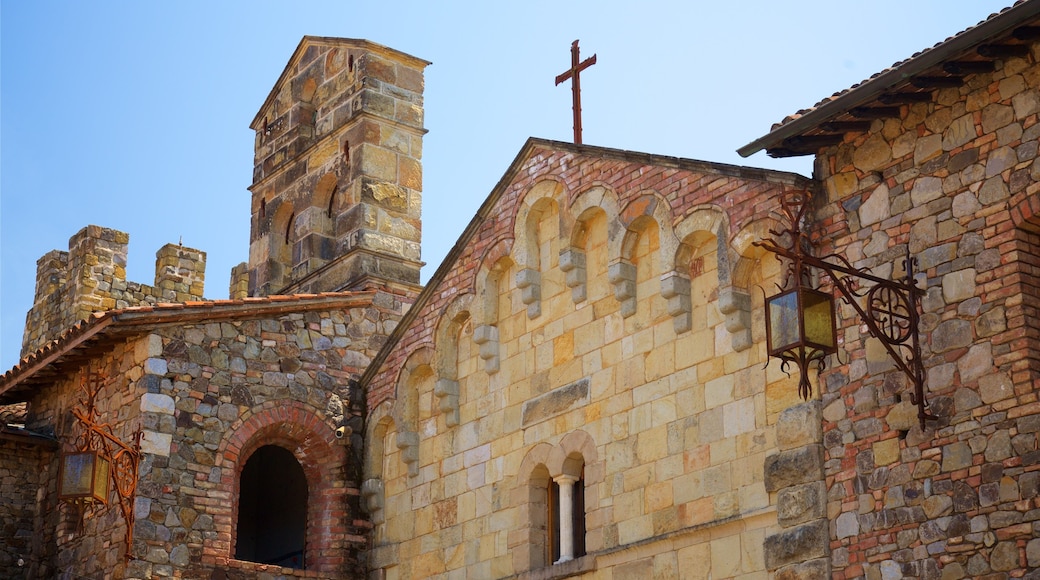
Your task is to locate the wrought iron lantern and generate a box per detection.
[58,450,111,504]
[62,364,142,560]
[764,284,837,399]
[756,190,935,428]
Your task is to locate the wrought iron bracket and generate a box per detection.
[65,364,143,562]
[755,190,935,429]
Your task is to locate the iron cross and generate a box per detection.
[555,40,596,145]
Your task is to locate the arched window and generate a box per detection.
[549,468,586,563]
[235,445,308,569]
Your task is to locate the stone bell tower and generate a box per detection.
[240,37,429,297]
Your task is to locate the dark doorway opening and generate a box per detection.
[235,445,308,568]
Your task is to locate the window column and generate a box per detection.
[553,474,578,564]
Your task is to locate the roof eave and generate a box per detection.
[737,1,1040,158]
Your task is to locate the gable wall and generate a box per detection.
[364,147,814,578]
[812,46,1040,579]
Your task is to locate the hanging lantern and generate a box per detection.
[764,283,837,399]
[58,450,111,504]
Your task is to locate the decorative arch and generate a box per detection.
[514,180,568,318]
[216,402,345,575]
[730,217,785,353]
[513,442,554,571]
[611,192,676,318]
[393,347,435,476]
[474,242,514,374]
[562,186,620,304]
[668,207,729,334]
[433,293,475,426]
[362,400,395,525]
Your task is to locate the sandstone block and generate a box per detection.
[774,558,829,580]
[942,113,976,150]
[931,319,972,353]
[942,441,972,472]
[854,134,892,172]
[776,401,822,450]
[764,519,828,570]
[979,372,1013,404]
[910,177,943,206]
[765,445,824,492]
[777,481,826,528]
[859,183,891,227]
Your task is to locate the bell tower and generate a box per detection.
[244,37,429,296]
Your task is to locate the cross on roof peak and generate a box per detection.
[555,40,597,145]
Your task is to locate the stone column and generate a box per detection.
[554,475,578,564]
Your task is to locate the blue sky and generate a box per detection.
[1,1,1012,370]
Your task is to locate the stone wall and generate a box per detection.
[18,291,408,579]
[22,225,206,356]
[0,433,56,579]
[362,142,812,578]
[24,340,148,578]
[814,45,1040,579]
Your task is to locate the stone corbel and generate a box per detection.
[608,261,637,318]
[396,431,420,477]
[472,324,500,373]
[660,272,692,333]
[516,268,542,318]
[361,478,386,524]
[559,249,587,303]
[718,287,752,351]
[434,378,460,427]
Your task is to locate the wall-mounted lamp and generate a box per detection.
[756,190,935,429]
[58,450,110,505]
[61,365,142,560]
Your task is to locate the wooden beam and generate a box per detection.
[910,76,963,89]
[782,134,845,150]
[819,121,873,133]
[878,93,933,104]
[978,44,1031,58]
[1013,26,1040,40]
[850,107,900,119]
[766,147,811,159]
[943,60,996,75]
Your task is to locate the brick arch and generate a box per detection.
[216,401,346,575]
[617,190,677,264]
[512,442,554,572]
[435,293,475,381]
[513,179,568,270]
[730,216,782,291]
[565,184,619,248]
[476,239,515,325]
[433,293,474,426]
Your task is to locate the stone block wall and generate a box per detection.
[362,142,813,578]
[23,339,148,578]
[813,45,1040,579]
[17,291,408,579]
[22,225,206,356]
[0,434,56,579]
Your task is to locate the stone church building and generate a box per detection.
[2,3,1040,578]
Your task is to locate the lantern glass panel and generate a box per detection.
[801,288,836,351]
[767,290,801,355]
[59,451,110,503]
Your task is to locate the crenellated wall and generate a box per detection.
[21,225,206,356]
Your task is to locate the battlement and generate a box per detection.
[21,225,207,356]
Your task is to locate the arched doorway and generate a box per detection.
[235,445,308,568]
